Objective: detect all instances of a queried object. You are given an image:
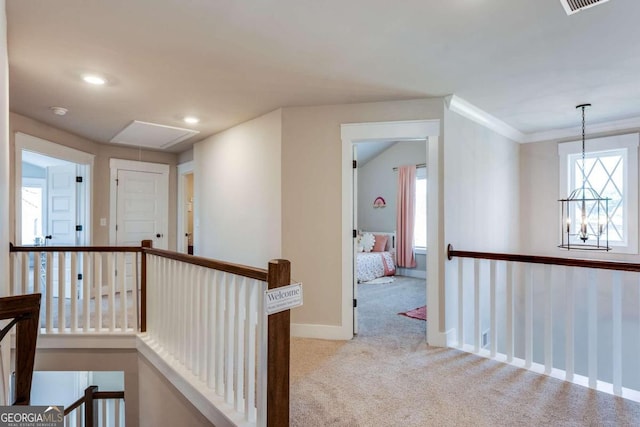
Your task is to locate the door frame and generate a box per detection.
[177,161,194,254]
[109,159,170,247]
[341,120,443,344]
[14,132,94,245]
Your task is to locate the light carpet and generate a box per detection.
[290,276,640,426]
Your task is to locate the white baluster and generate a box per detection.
[235,277,246,412]
[245,279,258,422]
[118,252,127,331]
[95,253,103,332]
[199,267,208,382]
[21,252,29,294]
[457,258,463,348]
[612,270,622,396]
[70,253,78,333]
[544,264,552,374]
[131,252,138,331]
[216,272,225,396]
[565,267,574,382]
[83,253,91,332]
[108,253,116,332]
[225,274,237,404]
[588,269,597,388]
[34,252,41,296]
[207,269,217,389]
[58,252,66,332]
[505,262,514,363]
[46,252,53,333]
[474,259,480,353]
[490,260,497,358]
[525,264,533,369]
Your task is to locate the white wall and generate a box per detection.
[0,0,8,297]
[0,0,10,405]
[443,107,520,342]
[357,140,427,274]
[194,109,282,267]
[282,99,444,331]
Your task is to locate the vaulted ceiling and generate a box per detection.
[7,0,640,152]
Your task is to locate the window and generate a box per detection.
[414,168,427,249]
[559,133,638,253]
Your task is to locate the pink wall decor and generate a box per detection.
[373,196,386,208]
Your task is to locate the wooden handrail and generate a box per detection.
[143,247,269,282]
[9,243,141,253]
[0,294,41,405]
[447,244,640,272]
[64,388,125,416]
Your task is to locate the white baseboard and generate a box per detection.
[291,323,353,340]
[396,268,427,279]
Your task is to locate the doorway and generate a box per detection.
[109,159,169,250]
[15,132,94,299]
[177,161,195,254]
[341,120,442,344]
[353,140,427,337]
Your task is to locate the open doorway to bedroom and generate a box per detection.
[354,140,427,338]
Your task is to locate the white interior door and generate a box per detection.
[47,164,77,299]
[47,164,77,246]
[115,168,167,293]
[352,145,359,335]
[116,169,168,249]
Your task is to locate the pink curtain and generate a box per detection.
[396,165,416,268]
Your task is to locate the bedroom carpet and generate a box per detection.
[289,276,640,426]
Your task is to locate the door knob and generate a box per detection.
[156,233,163,238]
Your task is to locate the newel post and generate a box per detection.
[267,259,291,427]
[140,240,153,333]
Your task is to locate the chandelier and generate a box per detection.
[558,104,611,251]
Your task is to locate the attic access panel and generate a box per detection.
[110,120,199,150]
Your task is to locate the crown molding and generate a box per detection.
[523,116,640,143]
[445,95,525,143]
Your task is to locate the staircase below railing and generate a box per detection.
[447,244,640,402]
[64,385,125,427]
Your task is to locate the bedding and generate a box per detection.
[357,251,395,282]
[356,231,396,282]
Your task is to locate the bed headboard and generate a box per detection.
[361,231,396,253]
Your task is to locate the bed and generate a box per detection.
[356,231,396,283]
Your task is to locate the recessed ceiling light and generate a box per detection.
[184,116,199,124]
[82,74,107,85]
[49,106,68,116]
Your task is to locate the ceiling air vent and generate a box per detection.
[560,0,611,15]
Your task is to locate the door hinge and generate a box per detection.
[76,225,83,231]
[353,299,357,308]
[353,229,357,238]
[77,273,83,280]
[115,178,119,185]
[76,176,83,183]
[352,160,357,169]
[115,224,118,231]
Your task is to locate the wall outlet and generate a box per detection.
[482,330,490,348]
[100,218,107,227]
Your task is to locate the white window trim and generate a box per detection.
[558,133,639,254]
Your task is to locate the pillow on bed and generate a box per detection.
[360,233,375,252]
[372,235,388,252]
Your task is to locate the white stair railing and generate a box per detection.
[448,245,640,402]
[140,247,291,427]
[9,244,141,334]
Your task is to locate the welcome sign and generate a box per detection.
[265,283,303,315]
